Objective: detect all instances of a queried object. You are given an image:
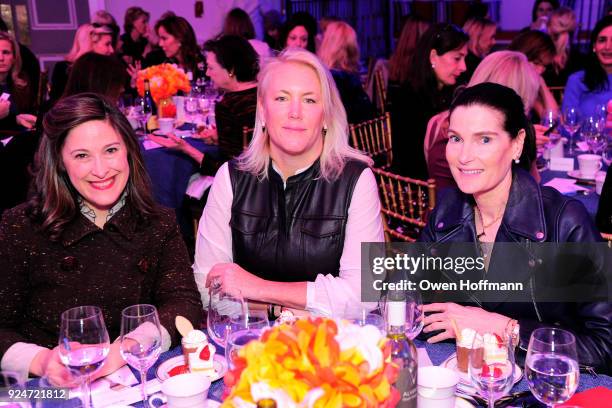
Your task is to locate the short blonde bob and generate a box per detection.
[237,48,372,181]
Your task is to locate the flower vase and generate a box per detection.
[158,97,177,118]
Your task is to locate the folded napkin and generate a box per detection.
[576,141,590,152]
[142,139,163,150]
[544,178,590,195]
[186,174,214,199]
[558,386,612,407]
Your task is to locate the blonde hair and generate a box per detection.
[468,51,540,111]
[317,21,360,73]
[0,31,26,87]
[463,17,496,58]
[65,23,113,62]
[548,7,576,72]
[237,48,372,181]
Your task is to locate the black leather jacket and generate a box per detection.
[420,169,612,374]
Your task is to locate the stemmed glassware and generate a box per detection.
[207,282,247,348]
[525,328,579,407]
[120,304,162,405]
[58,306,110,408]
[133,97,153,138]
[225,310,270,369]
[562,107,581,155]
[468,333,516,408]
[582,116,607,155]
[184,95,199,135]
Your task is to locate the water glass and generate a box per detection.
[583,116,606,154]
[58,306,110,408]
[225,310,269,369]
[525,328,579,407]
[207,283,246,348]
[468,333,515,408]
[380,290,423,340]
[184,95,199,134]
[120,304,162,405]
[562,107,580,154]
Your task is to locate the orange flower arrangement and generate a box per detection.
[221,318,400,408]
[136,63,191,103]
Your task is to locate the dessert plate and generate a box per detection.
[567,170,597,181]
[441,353,522,388]
[156,355,228,382]
[158,401,220,408]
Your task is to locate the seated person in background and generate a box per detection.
[596,166,612,233]
[420,82,611,374]
[148,35,259,177]
[0,31,37,130]
[457,17,496,83]
[318,21,375,124]
[222,8,272,60]
[562,15,612,117]
[280,11,317,53]
[526,0,559,32]
[118,7,155,66]
[425,51,548,190]
[508,30,559,119]
[193,49,384,318]
[0,93,203,384]
[543,7,584,88]
[49,23,115,103]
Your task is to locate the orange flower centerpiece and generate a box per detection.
[221,317,400,408]
[136,63,191,118]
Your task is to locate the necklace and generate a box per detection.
[474,205,505,239]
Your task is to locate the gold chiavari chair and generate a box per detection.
[549,86,565,105]
[350,112,392,169]
[36,70,48,109]
[242,126,254,149]
[374,68,387,113]
[372,167,436,242]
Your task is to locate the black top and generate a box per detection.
[457,51,482,85]
[596,166,612,233]
[119,32,148,61]
[330,69,376,124]
[49,60,70,104]
[386,80,454,179]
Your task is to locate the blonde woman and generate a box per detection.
[0,31,36,129]
[460,17,497,82]
[49,23,114,102]
[193,48,384,318]
[425,51,545,189]
[317,21,374,123]
[544,7,581,86]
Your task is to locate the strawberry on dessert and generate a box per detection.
[181,329,216,377]
[483,333,507,365]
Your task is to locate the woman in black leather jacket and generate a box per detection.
[420,83,611,374]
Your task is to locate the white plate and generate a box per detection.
[567,169,597,181]
[156,355,228,382]
[441,353,522,388]
[158,401,220,408]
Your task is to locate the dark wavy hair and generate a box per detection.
[508,30,555,65]
[63,52,127,102]
[281,11,317,53]
[532,0,559,22]
[582,15,612,92]
[203,35,259,82]
[408,23,468,100]
[123,6,149,35]
[449,82,535,171]
[155,14,201,74]
[28,93,156,240]
[222,8,256,40]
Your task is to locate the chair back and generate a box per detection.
[350,112,392,169]
[372,167,436,242]
[374,68,387,113]
[242,126,254,149]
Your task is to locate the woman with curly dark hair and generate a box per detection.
[151,14,204,78]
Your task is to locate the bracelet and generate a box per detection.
[505,318,520,346]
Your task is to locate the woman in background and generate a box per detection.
[0,93,203,384]
[459,17,497,83]
[318,21,375,124]
[119,6,154,66]
[387,23,468,179]
[49,23,115,103]
[281,11,317,52]
[151,15,203,78]
[222,8,271,60]
[528,0,559,32]
[388,15,430,85]
[543,7,583,87]
[562,15,612,117]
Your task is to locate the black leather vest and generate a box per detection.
[229,159,368,282]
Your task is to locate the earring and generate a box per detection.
[431,63,436,69]
[322,126,328,136]
[514,158,520,164]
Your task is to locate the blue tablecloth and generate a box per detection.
[140,138,219,209]
[540,165,604,217]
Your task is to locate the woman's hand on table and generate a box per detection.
[195,126,218,144]
[533,124,552,149]
[146,133,204,164]
[90,340,127,381]
[205,263,267,300]
[16,113,37,129]
[0,100,10,119]
[30,347,78,387]
[422,302,510,343]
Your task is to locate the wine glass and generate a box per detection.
[225,310,269,369]
[583,116,607,155]
[525,328,579,407]
[207,283,246,348]
[58,306,110,408]
[120,304,162,405]
[468,333,516,408]
[562,107,581,155]
[184,95,199,135]
[350,306,387,334]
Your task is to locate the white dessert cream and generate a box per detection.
[456,328,483,372]
[182,329,216,376]
[483,333,507,365]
